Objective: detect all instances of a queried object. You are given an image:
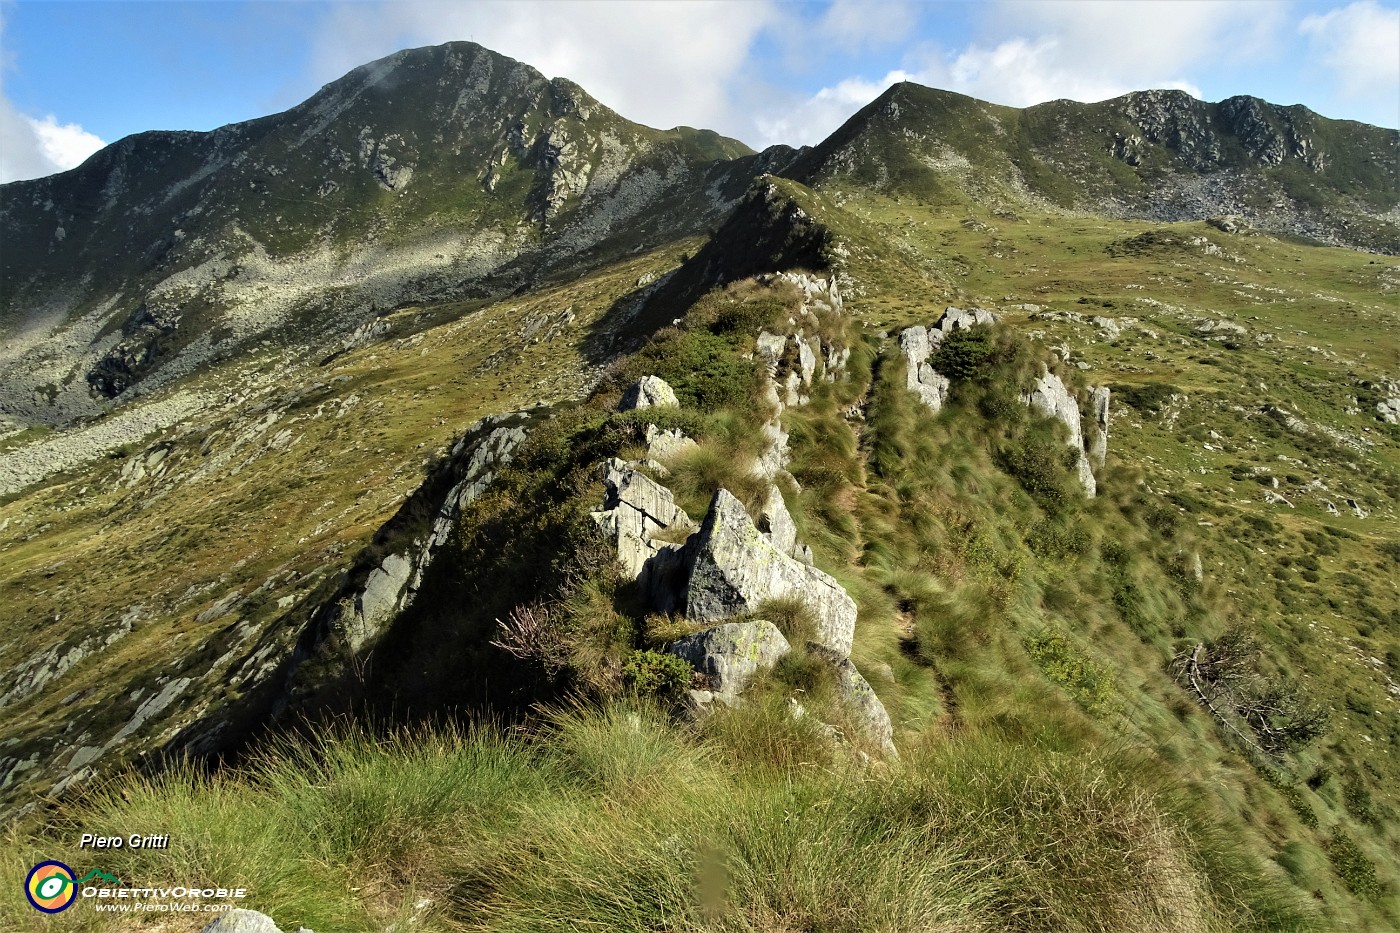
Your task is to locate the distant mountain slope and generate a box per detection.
[2,43,1394,432]
[0,41,789,426]
[784,83,1399,251]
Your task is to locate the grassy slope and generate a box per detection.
[0,243,696,800]
[2,179,1397,930]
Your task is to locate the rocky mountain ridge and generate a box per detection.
[788,83,1398,250]
[0,40,789,429]
[4,46,1396,443]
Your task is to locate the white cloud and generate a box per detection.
[1299,1,1400,125]
[939,36,1203,109]
[0,7,106,183]
[816,0,919,51]
[766,0,1280,150]
[28,114,105,169]
[0,99,105,183]
[308,0,778,139]
[754,70,916,147]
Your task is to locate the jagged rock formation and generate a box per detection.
[591,456,694,609]
[153,412,530,763]
[333,419,528,654]
[1026,366,1098,497]
[684,489,857,658]
[899,306,1000,413]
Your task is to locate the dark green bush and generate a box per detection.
[632,329,760,413]
[931,326,995,380]
[996,427,1079,512]
[1110,382,1179,415]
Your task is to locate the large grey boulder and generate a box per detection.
[1026,367,1096,497]
[665,621,790,699]
[200,909,293,933]
[1377,398,1400,424]
[937,306,998,332]
[683,489,856,657]
[619,375,680,410]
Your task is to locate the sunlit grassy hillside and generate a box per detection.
[2,176,1396,931]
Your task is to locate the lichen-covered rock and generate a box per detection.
[683,489,856,657]
[819,649,898,759]
[619,375,680,410]
[1026,367,1096,497]
[665,621,790,699]
[592,458,694,610]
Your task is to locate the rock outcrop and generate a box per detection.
[683,489,856,658]
[899,306,999,413]
[619,375,680,410]
[809,645,898,759]
[1026,367,1097,497]
[644,423,697,461]
[899,326,951,412]
[591,457,694,607]
[1087,386,1111,469]
[665,621,790,700]
[336,419,529,653]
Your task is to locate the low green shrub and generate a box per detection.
[1325,830,1382,900]
[1023,630,1119,717]
[621,650,693,699]
[931,326,995,379]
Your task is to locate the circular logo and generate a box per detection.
[26,861,78,913]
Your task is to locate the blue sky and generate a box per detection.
[2,0,1397,182]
